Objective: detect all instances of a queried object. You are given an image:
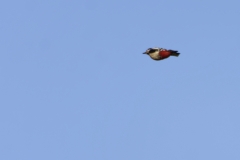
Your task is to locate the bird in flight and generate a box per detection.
[143,47,180,61]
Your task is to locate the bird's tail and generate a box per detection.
[169,50,180,57]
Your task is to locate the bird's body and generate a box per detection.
[143,47,180,60]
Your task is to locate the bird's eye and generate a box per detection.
[149,49,156,53]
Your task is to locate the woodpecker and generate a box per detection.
[143,47,180,60]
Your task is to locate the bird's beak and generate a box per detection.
[143,52,147,54]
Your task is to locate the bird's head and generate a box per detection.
[143,48,159,54]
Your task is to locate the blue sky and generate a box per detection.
[1,0,240,159]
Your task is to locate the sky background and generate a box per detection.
[1,0,240,159]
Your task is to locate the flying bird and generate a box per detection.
[143,47,180,60]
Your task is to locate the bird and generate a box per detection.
[143,47,180,61]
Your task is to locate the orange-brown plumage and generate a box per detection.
[159,50,171,60]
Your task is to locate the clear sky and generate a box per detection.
[1,0,240,159]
